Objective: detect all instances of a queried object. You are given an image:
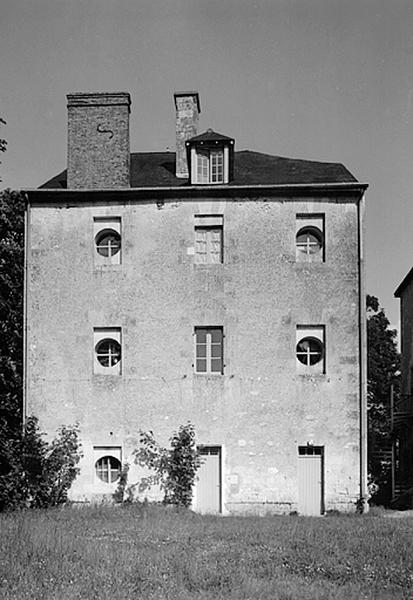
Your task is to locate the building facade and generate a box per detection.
[24,91,368,514]
[393,273,413,504]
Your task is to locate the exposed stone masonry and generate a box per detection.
[67,92,131,189]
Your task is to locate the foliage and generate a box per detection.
[1,505,413,599]
[0,189,25,511]
[41,423,83,506]
[0,189,25,442]
[112,463,130,503]
[165,424,202,507]
[134,423,201,507]
[0,416,82,511]
[366,294,400,504]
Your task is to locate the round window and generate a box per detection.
[296,227,323,255]
[95,456,121,483]
[95,229,121,257]
[296,337,323,366]
[95,338,121,367]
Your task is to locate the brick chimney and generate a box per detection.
[174,92,200,179]
[67,92,131,189]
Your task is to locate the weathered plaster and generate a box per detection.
[26,194,362,513]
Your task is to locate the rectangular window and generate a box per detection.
[210,150,224,183]
[94,217,121,266]
[195,327,223,374]
[195,149,224,184]
[296,214,324,263]
[196,150,210,183]
[296,325,325,374]
[94,327,122,375]
[298,446,323,455]
[194,215,223,264]
[94,446,122,485]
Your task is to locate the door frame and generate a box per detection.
[297,445,325,515]
[193,444,224,514]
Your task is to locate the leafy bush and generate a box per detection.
[0,416,82,511]
[113,463,130,504]
[134,423,201,507]
[0,190,25,455]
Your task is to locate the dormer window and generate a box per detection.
[186,129,234,185]
[197,149,224,183]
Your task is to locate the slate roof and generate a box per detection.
[187,129,234,143]
[40,150,358,189]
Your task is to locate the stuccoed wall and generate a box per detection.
[399,285,413,396]
[397,285,413,493]
[26,194,361,513]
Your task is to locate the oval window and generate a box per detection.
[95,229,121,257]
[296,337,323,366]
[95,338,121,367]
[95,456,121,483]
[296,227,323,256]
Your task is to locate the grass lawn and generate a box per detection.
[0,505,412,599]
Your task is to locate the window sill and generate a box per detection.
[194,263,224,268]
[296,373,327,380]
[193,372,224,378]
[93,264,122,270]
[191,181,226,186]
[92,372,122,379]
[295,260,326,267]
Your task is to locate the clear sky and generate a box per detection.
[1,0,413,330]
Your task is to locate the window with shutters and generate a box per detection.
[195,327,224,374]
[194,215,223,264]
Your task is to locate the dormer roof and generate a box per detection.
[186,129,234,144]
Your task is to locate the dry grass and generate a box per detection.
[0,504,412,599]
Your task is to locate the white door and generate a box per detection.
[195,446,222,513]
[298,446,324,515]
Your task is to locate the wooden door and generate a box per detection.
[298,446,324,515]
[195,446,222,513]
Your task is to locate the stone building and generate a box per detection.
[24,91,368,515]
[393,273,413,503]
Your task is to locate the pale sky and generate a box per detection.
[1,0,413,329]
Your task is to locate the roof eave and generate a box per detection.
[25,182,368,195]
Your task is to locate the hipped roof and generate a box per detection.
[41,150,358,189]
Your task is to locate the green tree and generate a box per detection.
[367,294,400,503]
[0,416,82,511]
[0,122,26,489]
[134,423,201,507]
[0,190,25,440]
